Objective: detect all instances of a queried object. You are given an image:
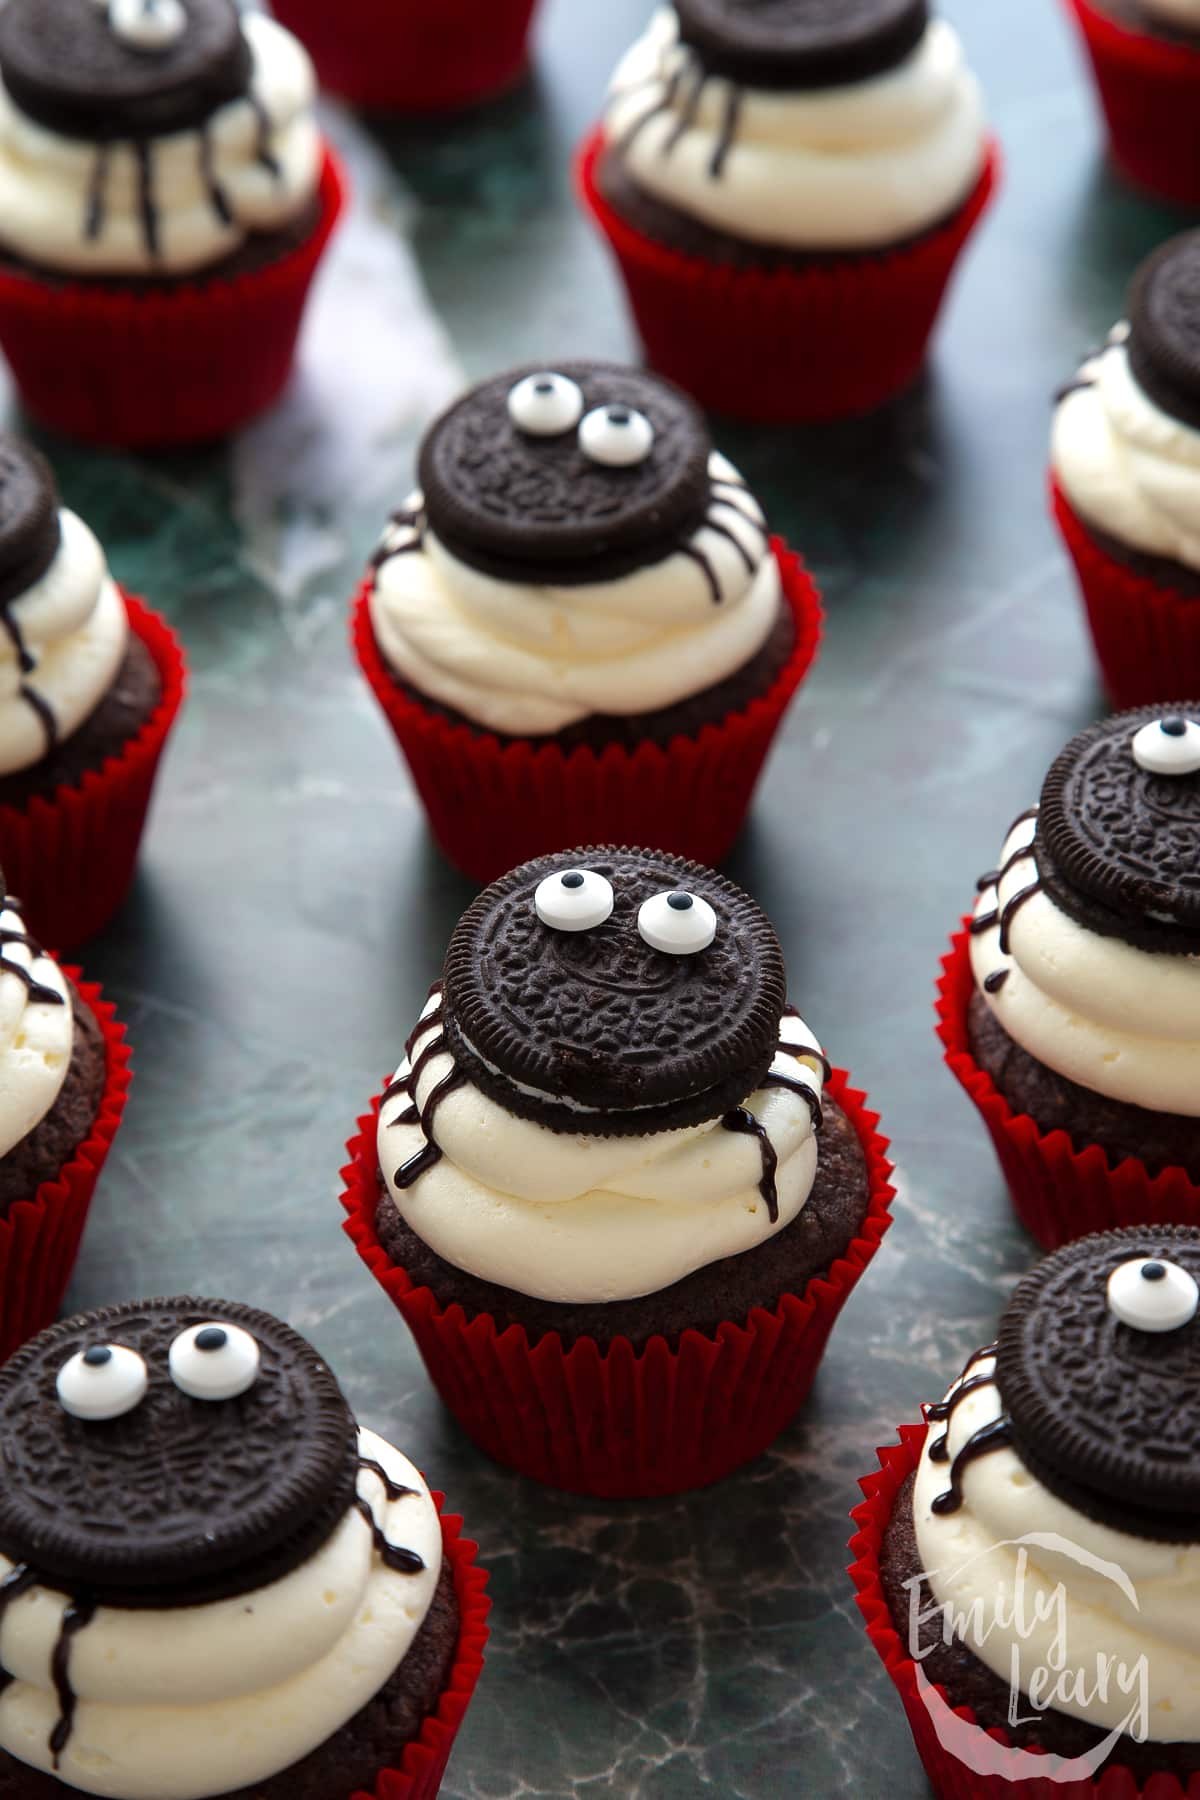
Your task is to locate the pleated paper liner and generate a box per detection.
[850,1424,1200,1799]
[0,594,187,952]
[0,148,346,449]
[937,925,1200,1251]
[339,1069,894,1500]
[575,128,1000,424]
[1065,0,1200,207]
[270,0,538,110]
[358,1503,490,1800]
[1052,477,1200,712]
[0,971,131,1364]
[353,539,822,884]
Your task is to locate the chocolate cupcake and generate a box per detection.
[577,0,997,420]
[0,1295,488,1798]
[0,434,184,947]
[353,360,822,881]
[1064,0,1200,208]
[854,1227,1200,1792]
[341,846,893,1497]
[0,0,345,444]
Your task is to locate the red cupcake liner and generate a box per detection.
[339,1069,894,1499]
[0,594,187,952]
[851,1425,1200,1797]
[357,1503,489,1800]
[271,0,539,111]
[1065,0,1200,207]
[0,969,131,1364]
[0,148,345,448]
[575,127,1000,423]
[937,924,1200,1250]
[353,539,821,884]
[1051,476,1200,711]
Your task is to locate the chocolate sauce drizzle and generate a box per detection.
[970,806,1044,984]
[612,46,749,183]
[353,1453,425,1575]
[670,472,769,605]
[0,1565,94,1763]
[719,1020,828,1223]
[371,507,427,579]
[922,1343,1014,1517]
[721,1104,779,1220]
[0,899,64,1007]
[387,983,466,1191]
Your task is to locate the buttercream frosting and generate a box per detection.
[0,895,71,1161]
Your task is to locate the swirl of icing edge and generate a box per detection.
[0,1428,441,1800]
[0,16,319,277]
[602,9,987,252]
[368,453,780,737]
[0,897,71,1159]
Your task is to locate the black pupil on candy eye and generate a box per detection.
[1141,1261,1167,1282]
[561,872,585,890]
[1161,718,1187,738]
[534,381,554,395]
[195,1328,228,1352]
[607,408,631,426]
[667,893,693,911]
[82,1346,112,1367]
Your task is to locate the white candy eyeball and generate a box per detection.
[578,404,654,468]
[1107,1256,1199,1333]
[637,890,717,955]
[169,1322,261,1401]
[107,0,188,50]
[57,1344,148,1422]
[534,867,614,932]
[1131,716,1200,776]
[507,372,584,437]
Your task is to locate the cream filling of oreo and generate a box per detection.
[914,1359,1200,1741]
[0,897,72,1160]
[0,1428,441,1800]
[603,9,987,251]
[368,452,780,737]
[970,812,1200,1118]
[378,998,825,1304]
[0,15,319,277]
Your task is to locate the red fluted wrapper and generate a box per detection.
[0,150,345,449]
[355,1504,489,1800]
[339,1070,894,1499]
[271,0,538,111]
[575,128,999,424]
[850,1425,1199,1798]
[1065,0,1200,207]
[1051,476,1200,712]
[0,971,131,1363]
[353,540,821,884]
[937,925,1200,1250]
[0,595,187,951]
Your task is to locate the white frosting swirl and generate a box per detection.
[378,994,826,1303]
[601,9,988,251]
[368,453,780,737]
[970,810,1200,1117]
[0,896,72,1160]
[1052,331,1200,574]
[914,1358,1200,1741]
[0,1427,442,1800]
[0,15,320,277]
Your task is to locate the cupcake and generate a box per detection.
[0,0,345,448]
[269,0,540,112]
[0,1294,489,1797]
[577,0,998,423]
[341,846,894,1498]
[937,705,1200,1249]
[0,892,130,1364]
[852,1227,1200,1793]
[1064,0,1200,207]
[353,360,822,882]
[1052,233,1200,710]
[0,435,185,948]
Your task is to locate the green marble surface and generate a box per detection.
[14,0,1198,1793]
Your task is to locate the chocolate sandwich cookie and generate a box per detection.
[0,439,60,611]
[1126,231,1200,433]
[674,0,929,90]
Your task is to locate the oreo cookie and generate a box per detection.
[1036,704,1200,953]
[995,1228,1200,1540]
[1127,230,1200,433]
[417,361,713,586]
[0,437,60,612]
[441,847,787,1135]
[674,0,929,91]
[0,0,251,142]
[0,1298,359,1605]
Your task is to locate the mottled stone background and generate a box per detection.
[22,0,1191,1792]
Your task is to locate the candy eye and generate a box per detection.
[638,891,717,955]
[106,0,188,49]
[1131,715,1200,775]
[57,1344,148,1422]
[507,373,584,437]
[578,405,654,468]
[534,868,614,932]
[1107,1256,1199,1332]
[169,1323,261,1401]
